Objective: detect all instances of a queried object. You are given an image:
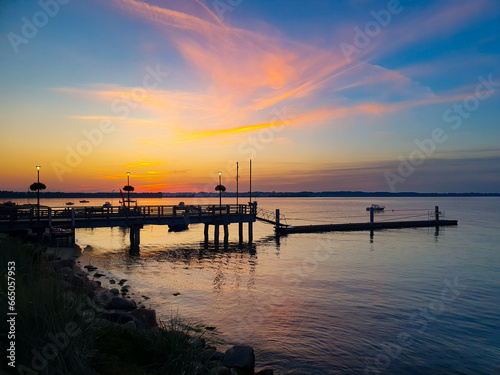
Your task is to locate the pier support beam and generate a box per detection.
[275,209,280,231]
[129,225,142,250]
[248,222,253,244]
[238,222,243,244]
[224,224,229,247]
[204,223,209,243]
[370,207,374,223]
[435,206,439,221]
[214,225,220,249]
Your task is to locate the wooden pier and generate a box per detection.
[0,203,257,249]
[276,219,458,235]
[263,206,458,235]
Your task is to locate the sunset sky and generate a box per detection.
[1,0,499,193]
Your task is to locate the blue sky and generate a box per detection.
[1,0,499,193]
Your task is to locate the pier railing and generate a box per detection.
[0,203,256,225]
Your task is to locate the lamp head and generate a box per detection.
[36,166,41,170]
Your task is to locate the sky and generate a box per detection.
[1,0,499,193]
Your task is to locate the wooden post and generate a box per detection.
[129,226,141,248]
[204,223,209,242]
[48,207,52,227]
[71,208,75,227]
[224,224,229,246]
[239,222,243,244]
[214,225,220,247]
[370,207,374,223]
[275,209,280,231]
[248,222,253,243]
[435,206,439,221]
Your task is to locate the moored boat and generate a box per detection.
[366,204,385,211]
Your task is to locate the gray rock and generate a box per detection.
[223,346,255,371]
[130,308,157,327]
[107,297,136,311]
[97,309,134,324]
[110,288,120,295]
[88,281,100,290]
[70,274,86,287]
[93,291,115,307]
[122,320,137,331]
[59,259,75,269]
[57,267,73,276]
[206,350,225,361]
[188,337,206,348]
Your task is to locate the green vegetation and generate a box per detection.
[0,238,211,375]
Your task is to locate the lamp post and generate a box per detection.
[36,166,41,220]
[127,172,130,209]
[112,189,115,206]
[218,171,222,215]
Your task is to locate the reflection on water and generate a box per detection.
[34,197,500,374]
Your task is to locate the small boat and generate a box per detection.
[79,199,89,203]
[102,202,112,208]
[65,202,75,206]
[366,204,385,211]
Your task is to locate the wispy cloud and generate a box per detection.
[61,0,494,144]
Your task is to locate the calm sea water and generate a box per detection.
[15,197,500,374]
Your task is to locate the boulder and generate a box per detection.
[222,346,255,372]
[97,309,134,324]
[206,350,225,361]
[93,291,115,307]
[59,258,75,269]
[122,320,137,331]
[70,274,86,288]
[107,297,136,311]
[87,281,100,290]
[57,267,73,276]
[110,288,120,295]
[130,308,157,327]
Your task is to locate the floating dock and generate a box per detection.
[276,219,458,235]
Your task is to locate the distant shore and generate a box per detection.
[2,190,499,199]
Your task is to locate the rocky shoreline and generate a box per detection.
[45,244,276,375]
